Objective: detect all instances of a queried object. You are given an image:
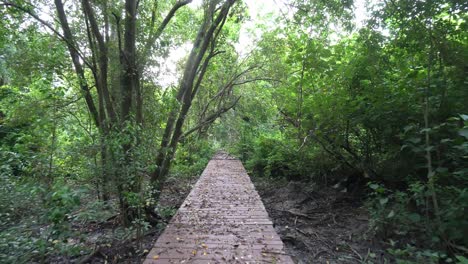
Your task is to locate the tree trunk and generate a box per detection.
[150,0,237,199]
[55,0,99,128]
[117,0,139,226]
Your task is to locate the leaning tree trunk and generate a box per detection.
[150,0,237,199]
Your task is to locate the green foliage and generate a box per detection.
[209,0,468,261]
[157,206,177,220]
[0,151,39,225]
[0,151,85,263]
[0,224,48,264]
[0,0,467,262]
[367,116,468,261]
[238,135,311,180]
[172,138,216,177]
[72,200,113,224]
[45,183,81,228]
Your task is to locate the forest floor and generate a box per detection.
[253,178,388,264]
[69,175,386,264]
[65,175,198,264]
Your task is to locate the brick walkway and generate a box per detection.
[143,152,294,263]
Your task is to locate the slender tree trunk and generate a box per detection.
[298,56,305,144]
[54,0,99,127]
[117,0,139,225]
[425,17,440,225]
[82,0,116,123]
[47,98,57,187]
[150,0,237,199]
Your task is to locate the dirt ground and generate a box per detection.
[75,175,386,264]
[71,175,198,264]
[253,178,387,264]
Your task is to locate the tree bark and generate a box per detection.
[55,0,99,128]
[150,0,237,198]
[82,0,116,124]
[120,0,138,122]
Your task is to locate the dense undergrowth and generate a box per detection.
[216,0,468,262]
[0,139,213,263]
[226,115,468,263]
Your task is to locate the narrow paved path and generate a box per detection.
[143,152,294,263]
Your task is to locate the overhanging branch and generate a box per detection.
[180,96,241,141]
[1,1,94,70]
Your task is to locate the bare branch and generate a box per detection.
[81,0,106,54]
[55,0,100,127]
[192,50,224,100]
[198,63,261,120]
[181,96,241,140]
[233,77,281,86]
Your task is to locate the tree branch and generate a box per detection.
[181,96,241,140]
[1,1,94,70]
[192,50,224,100]
[233,77,282,86]
[112,12,124,64]
[139,0,192,69]
[81,0,116,122]
[198,63,263,121]
[54,0,100,127]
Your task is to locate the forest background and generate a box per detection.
[0,0,467,263]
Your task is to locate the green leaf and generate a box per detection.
[456,256,468,264]
[408,213,421,222]
[379,197,389,205]
[403,125,414,133]
[459,114,468,121]
[425,146,435,152]
[407,137,421,144]
[387,210,395,218]
[458,128,468,139]
[436,167,448,173]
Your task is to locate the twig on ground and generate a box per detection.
[78,246,103,264]
[295,227,308,236]
[272,208,315,219]
[346,243,363,261]
[313,249,328,259]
